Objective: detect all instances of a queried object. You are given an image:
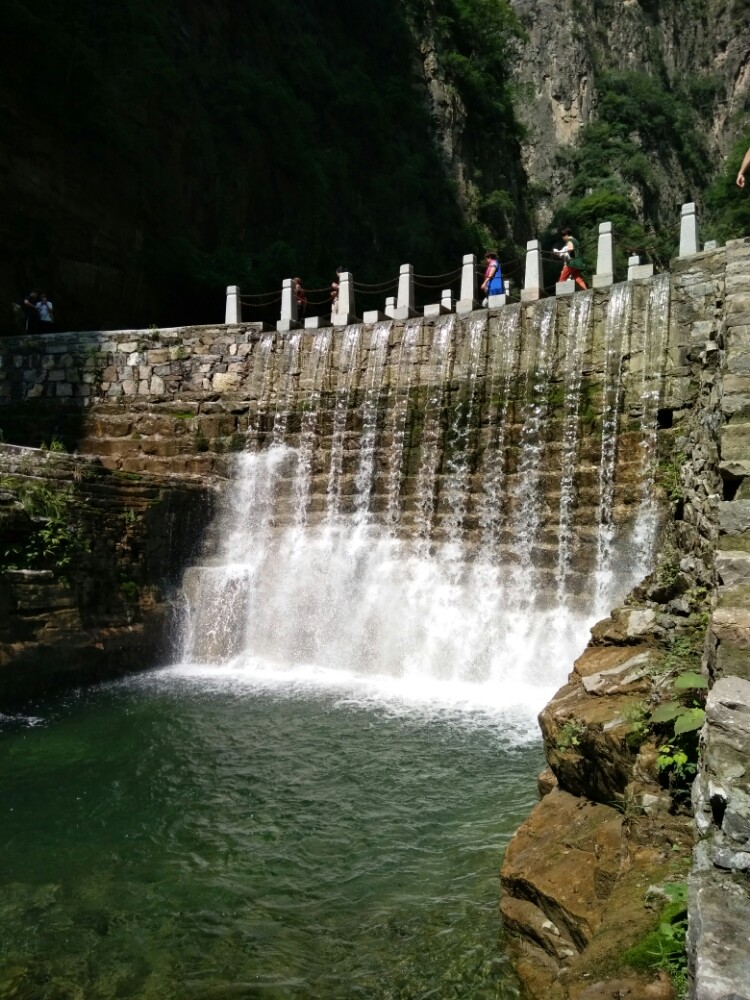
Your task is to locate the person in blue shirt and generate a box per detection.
[481,252,504,300]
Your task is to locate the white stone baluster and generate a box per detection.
[225,285,241,324]
[593,222,614,288]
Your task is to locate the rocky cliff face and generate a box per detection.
[506,0,750,227]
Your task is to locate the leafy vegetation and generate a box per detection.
[556,720,586,750]
[624,882,689,998]
[2,480,91,575]
[543,70,719,282]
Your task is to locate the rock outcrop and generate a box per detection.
[0,446,211,707]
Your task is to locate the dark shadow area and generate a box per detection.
[0,0,528,334]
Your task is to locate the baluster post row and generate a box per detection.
[225,201,718,324]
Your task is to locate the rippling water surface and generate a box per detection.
[0,671,543,999]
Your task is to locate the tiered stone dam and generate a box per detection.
[0,276,688,609]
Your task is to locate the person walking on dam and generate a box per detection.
[481,251,504,302]
[554,227,587,291]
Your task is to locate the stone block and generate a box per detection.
[592,273,614,288]
[555,280,575,296]
[726,312,750,330]
[212,371,242,392]
[362,310,387,323]
[716,551,750,588]
[688,870,750,1000]
[390,306,418,320]
[629,263,654,280]
[727,294,750,314]
[487,293,506,308]
[276,319,301,333]
[456,299,479,314]
[719,500,750,534]
[423,303,450,317]
[712,604,750,650]
[520,287,543,302]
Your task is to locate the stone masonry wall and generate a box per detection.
[0,445,213,707]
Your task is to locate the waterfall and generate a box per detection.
[272,332,303,445]
[478,307,522,552]
[354,322,391,522]
[293,327,333,525]
[630,273,670,577]
[414,316,455,544]
[442,314,487,548]
[246,332,275,447]
[556,292,593,606]
[385,318,422,531]
[326,324,364,521]
[180,293,668,715]
[595,283,634,612]
[508,298,557,593]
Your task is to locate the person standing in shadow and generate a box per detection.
[21,291,40,333]
[37,293,54,332]
[294,278,307,320]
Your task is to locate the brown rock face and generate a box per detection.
[501,789,625,957]
[540,643,660,803]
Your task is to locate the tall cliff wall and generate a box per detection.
[507,0,750,228]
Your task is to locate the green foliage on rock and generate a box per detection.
[2,481,91,574]
[545,70,717,279]
[624,882,689,998]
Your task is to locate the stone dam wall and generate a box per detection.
[0,275,694,595]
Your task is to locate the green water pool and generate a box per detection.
[0,669,544,999]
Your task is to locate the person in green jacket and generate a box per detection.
[554,227,587,290]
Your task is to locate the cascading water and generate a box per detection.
[630,273,670,577]
[478,307,522,552]
[181,295,666,718]
[508,298,557,593]
[354,321,391,521]
[293,326,333,525]
[326,323,363,520]
[442,313,487,548]
[556,292,593,606]
[385,318,421,530]
[414,315,456,544]
[271,330,303,445]
[246,331,275,446]
[595,283,634,612]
